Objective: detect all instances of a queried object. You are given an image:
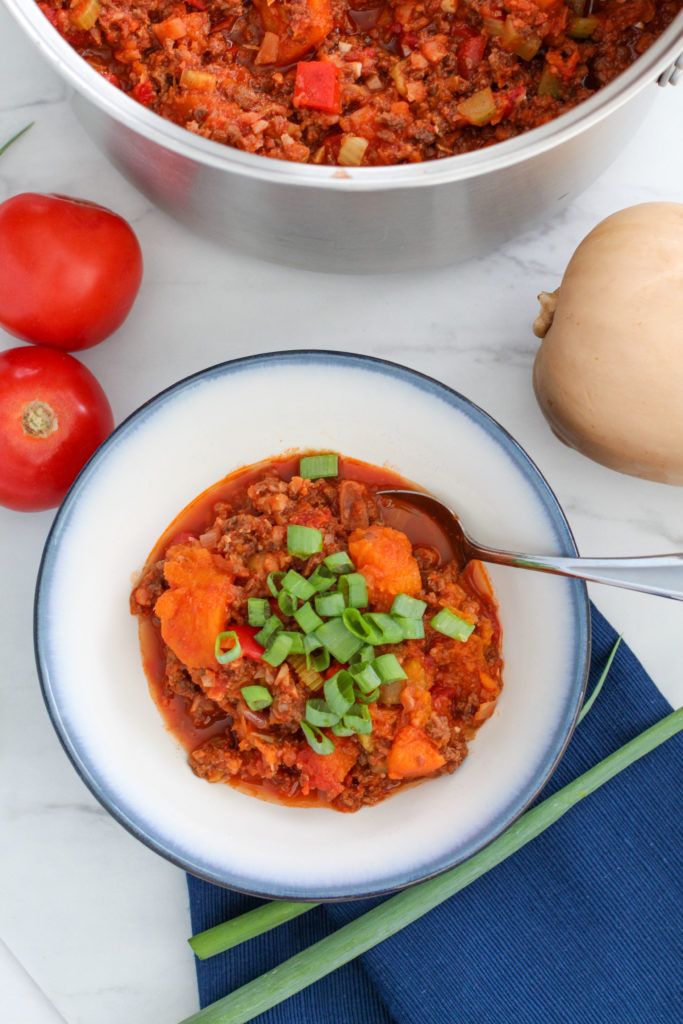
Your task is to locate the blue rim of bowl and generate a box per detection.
[34,350,591,901]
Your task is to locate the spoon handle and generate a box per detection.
[472,548,683,600]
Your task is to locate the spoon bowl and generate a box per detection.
[378,489,683,601]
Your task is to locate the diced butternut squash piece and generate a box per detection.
[252,0,333,64]
[348,525,421,602]
[155,584,231,670]
[163,544,231,590]
[155,544,234,669]
[387,725,445,779]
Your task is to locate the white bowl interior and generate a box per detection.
[36,353,588,898]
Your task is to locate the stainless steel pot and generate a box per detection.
[4,0,682,272]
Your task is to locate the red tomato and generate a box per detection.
[0,193,143,351]
[0,346,114,512]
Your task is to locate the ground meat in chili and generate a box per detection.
[40,0,681,165]
[130,453,504,812]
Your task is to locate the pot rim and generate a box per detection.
[5,0,682,190]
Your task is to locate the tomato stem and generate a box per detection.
[22,400,58,438]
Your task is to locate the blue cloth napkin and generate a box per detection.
[187,604,682,1023]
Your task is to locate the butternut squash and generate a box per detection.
[533,203,683,485]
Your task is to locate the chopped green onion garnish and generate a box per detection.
[299,454,339,479]
[430,608,475,641]
[394,616,426,640]
[308,564,336,593]
[350,661,382,695]
[331,721,355,737]
[349,645,374,665]
[355,686,380,704]
[304,699,339,728]
[266,571,285,597]
[323,671,355,717]
[302,631,323,666]
[277,590,299,616]
[365,612,404,645]
[390,593,427,619]
[254,614,282,647]
[324,551,355,575]
[294,602,324,635]
[262,632,294,667]
[280,631,305,654]
[241,685,273,711]
[247,598,271,628]
[339,572,368,609]
[315,591,346,618]
[214,630,242,665]
[281,570,316,601]
[315,617,364,663]
[300,721,335,755]
[373,653,407,684]
[311,648,331,672]
[341,702,372,735]
[341,608,380,644]
[287,525,323,558]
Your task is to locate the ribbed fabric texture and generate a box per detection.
[187,604,682,1023]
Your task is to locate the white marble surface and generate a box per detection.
[0,5,681,1022]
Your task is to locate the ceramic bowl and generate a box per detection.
[34,351,590,899]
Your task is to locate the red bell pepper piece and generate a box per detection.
[456,36,487,80]
[229,625,265,661]
[293,61,341,115]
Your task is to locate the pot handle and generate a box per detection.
[658,51,683,86]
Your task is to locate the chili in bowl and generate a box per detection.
[34,351,589,899]
[130,452,505,812]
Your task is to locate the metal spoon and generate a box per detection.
[377,489,683,600]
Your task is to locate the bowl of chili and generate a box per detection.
[6,1,683,270]
[35,351,590,898]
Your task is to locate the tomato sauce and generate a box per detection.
[38,0,681,166]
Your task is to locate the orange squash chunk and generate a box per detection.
[387,725,446,780]
[163,544,230,590]
[252,0,334,64]
[348,524,421,602]
[154,544,234,670]
[155,585,231,670]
